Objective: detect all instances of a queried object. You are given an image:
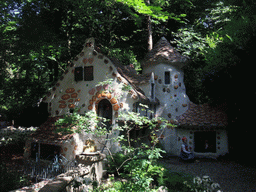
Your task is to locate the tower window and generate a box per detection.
[151,82,155,100]
[165,71,170,84]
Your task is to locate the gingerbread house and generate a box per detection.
[24,37,229,161]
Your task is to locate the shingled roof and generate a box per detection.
[110,57,152,101]
[30,117,74,143]
[176,102,228,127]
[143,37,188,67]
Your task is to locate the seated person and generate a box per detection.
[180,137,194,161]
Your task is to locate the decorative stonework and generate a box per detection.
[57,88,80,109]
[61,94,70,100]
[88,58,94,64]
[104,59,109,64]
[83,58,88,64]
[68,104,75,108]
[89,88,95,95]
[113,104,120,111]
[59,104,67,108]
[66,88,75,93]
[98,55,103,59]
[71,93,78,98]
[110,97,117,104]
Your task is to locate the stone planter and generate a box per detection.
[76,152,106,182]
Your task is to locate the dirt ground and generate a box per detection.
[159,157,256,192]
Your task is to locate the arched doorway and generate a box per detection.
[97,99,112,130]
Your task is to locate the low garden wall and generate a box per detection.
[11,152,106,192]
[40,152,106,192]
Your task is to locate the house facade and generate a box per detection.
[24,37,228,161]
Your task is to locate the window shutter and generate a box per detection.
[74,67,83,81]
[84,66,94,81]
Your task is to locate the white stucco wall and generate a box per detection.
[159,127,178,155]
[142,63,190,121]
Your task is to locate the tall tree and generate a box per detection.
[146,0,153,51]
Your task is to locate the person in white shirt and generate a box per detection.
[180,137,194,161]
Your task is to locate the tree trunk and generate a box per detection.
[146,0,153,51]
[148,15,153,51]
[67,10,72,58]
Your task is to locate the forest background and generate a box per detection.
[0,0,255,164]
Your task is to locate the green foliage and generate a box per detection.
[0,161,30,192]
[111,0,169,21]
[160,170,194,192]
[56,110,174,192]
[97,148,168,192]
[1,0,255,112]
[105,47,142,72]
[204,13,256,74]
[0,127,37,146]
[0,0,192,114]
[170,0,255,104]
[107,152,130,175]
[55,109,109,136]
[120,149,165,191]
[171,27,208,60]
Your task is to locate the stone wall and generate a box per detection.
[39,152,106,192]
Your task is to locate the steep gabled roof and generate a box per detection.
[143,37,188,67]
[110,57,152,101]
[176,102,228,127]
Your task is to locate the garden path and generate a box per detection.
[160,157,256,192]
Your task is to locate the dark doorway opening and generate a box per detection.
[31,143,61,160]
[97,99,112,130]
[194,131,216,153]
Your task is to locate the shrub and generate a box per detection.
[0,127,37,146]
[107,152,130,175]
[0,162,30,192]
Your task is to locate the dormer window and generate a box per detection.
[165,71,170,84]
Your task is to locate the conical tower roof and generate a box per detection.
[143,37,188,67]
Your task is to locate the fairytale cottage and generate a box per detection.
[141,37,228,158]
[24,37,228,161]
